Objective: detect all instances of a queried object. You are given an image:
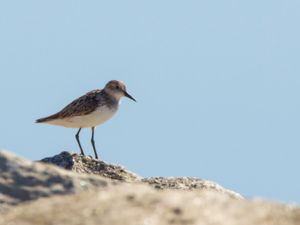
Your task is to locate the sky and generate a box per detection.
[0,1,299,204]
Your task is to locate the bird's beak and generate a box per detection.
[124,91,136,102]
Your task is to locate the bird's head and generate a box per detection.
[104,80,136,102]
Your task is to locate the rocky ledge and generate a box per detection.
[0,150,299,225]
[41,151,242,199]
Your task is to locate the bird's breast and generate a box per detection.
[48,105,118,128]
[78,105,118,127]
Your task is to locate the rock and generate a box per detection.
[1,185,300,225]
[41,152,242,199]
[41,151,140,182]
[0,150,299,225]
[143,177,243,199]
[0,150,118,211]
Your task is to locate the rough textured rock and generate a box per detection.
[0,151,118,211]
[0,150,299,225]
[41,152,242,199]
[41,151,140,182]
[143,177,243,199]
[1,185,299,225]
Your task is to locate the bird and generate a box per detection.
[36,80,136,159]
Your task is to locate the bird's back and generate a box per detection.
[36,89,118,127]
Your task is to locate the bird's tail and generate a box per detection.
[36,114,59,123]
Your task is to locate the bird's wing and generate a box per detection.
[56,89,102,118]
[36,89,102,123]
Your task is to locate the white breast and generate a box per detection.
[46,106,118,128]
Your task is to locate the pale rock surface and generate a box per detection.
[41,152,242,198]
[0,151,117,210]
[1,185,300,225]
[0,150,299,225]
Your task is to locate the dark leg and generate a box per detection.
[91,127,99,159]
[75,128,85,156]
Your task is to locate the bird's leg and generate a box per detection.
[75,128,85,156]
[91,127,99,159]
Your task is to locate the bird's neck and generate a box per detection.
[102,90,121,105]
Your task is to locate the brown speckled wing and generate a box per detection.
[36,90,103,123]
[57,89,103,118]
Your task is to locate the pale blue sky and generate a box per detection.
[0,1,299,204]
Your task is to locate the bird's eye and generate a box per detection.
[116,86,120,89]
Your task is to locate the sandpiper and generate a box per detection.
[36,80,136,159]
